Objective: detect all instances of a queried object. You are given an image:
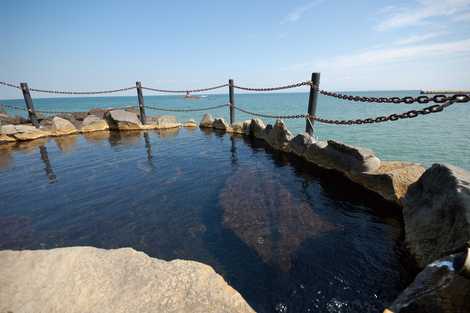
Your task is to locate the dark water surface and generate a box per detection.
[0,129,412,313]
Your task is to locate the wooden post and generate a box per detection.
[229,79,235,125]
[20,82,39,128]
[305,72,320,135]
[136,81,146,124]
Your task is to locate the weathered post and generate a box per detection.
[136,81,146,124]
[305,72,321,135]
[20,82,39,128]
[229,79,235,125]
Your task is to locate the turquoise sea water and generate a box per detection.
[1,90,469,170]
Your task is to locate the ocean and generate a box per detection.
[1,90,469,170]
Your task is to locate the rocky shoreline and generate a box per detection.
[1,108,469,312]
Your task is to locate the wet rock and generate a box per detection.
[262,120,294,152]
[348,161,426,205]
[0,134,15,144]
[0,247,255,313]
[302,140,381,174]
[106,110,143,130]
[199,113,214,128]
[0,124,50,141]
[50,116,78,136]
[80,115,109,133]
[183,119,198,128]
[212,118,230,131]
[229,120,251,135]
[287,133,315,156]
[249,118,266,139]
[386,249,470,313]
[403,164,470,268]
[152,115,181,129]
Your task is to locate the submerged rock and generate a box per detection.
[50,116,78,136]
[263,120,294,152]
[106,110,143,130]
[199,113,214,128]
[348,161,426,205]
[80,115,109,133]
[403,164,470,268]
[212,118,230,131]
[0,246,255,313]
[386,249,470,313]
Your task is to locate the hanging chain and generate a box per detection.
[142,83,228,93]
[0,81,21,89]
[233,81,312,92]
[146,103,228,112]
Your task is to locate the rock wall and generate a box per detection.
[0,247,255,313]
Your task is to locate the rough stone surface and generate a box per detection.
[88,108,110,119]
[0,246,255,313]
[183,119,198,128]
[212,118,230,131]
[287,133,315,156]
[262,120,294,151]
[50,116,78,136]
[0,124,50,141]
[151,115,181,129]
[249,118,266,139]
[12,130,50,141]
[348,161,426,205]
[387,250,470,313]
[106,110,143,130]
[81,115,109,133]
[0,134,15,143]
[0,114,28,125]
[403,164,470,268]
[199,113,214,128]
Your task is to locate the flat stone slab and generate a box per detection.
[0,246,255,313]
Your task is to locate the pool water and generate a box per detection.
[0,128,412,313]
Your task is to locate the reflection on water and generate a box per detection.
[0,129,411,313]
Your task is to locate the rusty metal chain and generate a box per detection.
[319,90,470,104]
[233,81,312,92]
[234,101,456,125]
[28,86,136,95]
[142,83,228,93]
[0,81,21,89]
[146,103,229,112]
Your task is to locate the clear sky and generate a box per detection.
[1,0,470,99]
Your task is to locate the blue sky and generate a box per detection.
[1,0,470,99]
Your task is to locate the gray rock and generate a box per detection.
[88,108,109,119]
[106,110,142,130]
[229,120,251,135]
[152,115,180,129]
[403,164,470,268]
[1,124,38,135]
[287,133,315,156]
[81,115,109,133]
[199,113,214,128]
[387,249,470,313]
[0,246,255,313]
[249,118,266,139]
[263,119,294,151]
[213,118,230,130]
[82,115,102,126]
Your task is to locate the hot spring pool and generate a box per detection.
[0,128,413,313]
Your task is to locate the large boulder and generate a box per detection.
[50,116,78,136]
[348,161,426,205]
[0,247,255,313]
[106,110,143,130]
[249,118,266,139]
[229,120,251,135]
[80,115,109,133]
[199,114,214,128]
[263,120,294,151]
[88,108,110,119]
[403,164,470,268]
[0,124,50,141]
[287,133,315,156]
[150,115,181,129]
[386,249,470,313]
[183,119,198,128]
[212,118,230,131]
[302,140,381,174]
